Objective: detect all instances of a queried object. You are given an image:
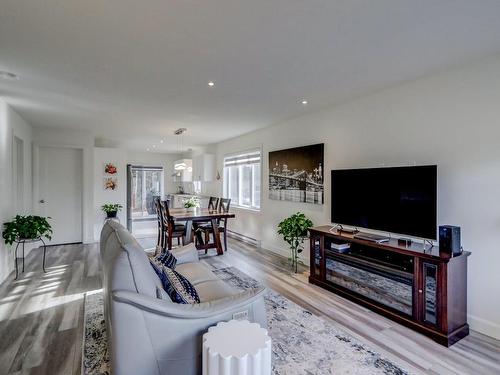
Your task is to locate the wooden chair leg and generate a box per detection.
[167,228,173,250]
[205,231,209,254]
[223,229,228,252]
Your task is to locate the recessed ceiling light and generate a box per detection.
[208,81,215,87]
[160,139,164,144]
[152,145,156,148]
[0,71,19,80]
[146,148,150,151]
[301,100,308,105]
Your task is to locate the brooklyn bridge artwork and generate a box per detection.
[269,143,324,204]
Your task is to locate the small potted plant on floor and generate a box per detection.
[184,196,200,211]
[277,212,313,273]
[2,215,53,245]
[101,203,123,218]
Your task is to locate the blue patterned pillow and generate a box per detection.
[163,267,200,304]
[149,259,169,288]
[153,249,177,269]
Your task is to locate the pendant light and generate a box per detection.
[174,128,187,171]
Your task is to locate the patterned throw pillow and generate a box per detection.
[163,267,200,304]
[149,259,169,288]
[152,249,177,269]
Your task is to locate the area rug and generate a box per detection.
[82,290,109,375]
[83,267,411,375]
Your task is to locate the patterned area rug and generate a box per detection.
[83,267,411,375]
[82,291,109,375]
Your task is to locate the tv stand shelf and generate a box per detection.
[309,225,471,346]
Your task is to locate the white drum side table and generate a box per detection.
[202,320,271,375]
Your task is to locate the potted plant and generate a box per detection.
[101,203,123,218]
[184,196,200,211]
[2,215,53,245]
[277,212,313,273]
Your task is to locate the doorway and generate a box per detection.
[126,165,163,238]
[37,146,83,245]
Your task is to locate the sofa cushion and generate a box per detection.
[171,243,199,264]
[194,279,239,303]
[162,267,201,304]
[175,262,219,286]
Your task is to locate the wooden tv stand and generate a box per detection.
[308,226,471,346]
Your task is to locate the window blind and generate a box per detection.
[224,150,261,167]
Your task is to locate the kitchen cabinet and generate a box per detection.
[192,154,215,182]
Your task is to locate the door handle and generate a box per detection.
[39,199,45,203]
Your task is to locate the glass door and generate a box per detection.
[420,261,439,328]
[127,165,163,233]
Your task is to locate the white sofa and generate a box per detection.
[99,221,267,375]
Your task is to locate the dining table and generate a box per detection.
[168,208,235,255]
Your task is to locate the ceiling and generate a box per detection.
[2,0,500,152]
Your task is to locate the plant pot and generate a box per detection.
[107,211,117,218]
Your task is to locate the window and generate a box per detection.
[223,149,261,210]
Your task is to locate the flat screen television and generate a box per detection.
[331,165,437,240]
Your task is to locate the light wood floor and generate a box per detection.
[0,239,498,375]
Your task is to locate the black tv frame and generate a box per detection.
[330,165,437,240]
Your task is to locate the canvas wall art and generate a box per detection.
[104,163,117,175]
[269,143,324,204]
[104,177,118,191]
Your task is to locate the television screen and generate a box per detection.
[331,165,437,239]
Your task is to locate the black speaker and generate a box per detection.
[439,225,461,256]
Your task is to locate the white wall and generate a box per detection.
[93,148,127,240]
[0,99,33,283]
[31,126,181,243]
[210,55,500,339]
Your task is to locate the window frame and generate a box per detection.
[223,149,262,211]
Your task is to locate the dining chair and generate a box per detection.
[161,200,186,250]
[208,196,220,211]
[154,198,165,250]
[193,196,220,248]
[200,198,231,252]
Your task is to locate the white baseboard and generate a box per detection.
[468,314,500,340]
[227,230,261,247]
[261,242,311,263]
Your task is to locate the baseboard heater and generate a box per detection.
[227,230,261,247]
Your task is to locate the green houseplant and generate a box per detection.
[101,203,123,218]
[2,215,53,246]
[184,196,200,210]
[277,212,313,273]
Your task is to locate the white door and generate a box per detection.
[37,147,83,245]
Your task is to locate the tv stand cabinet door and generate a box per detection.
[310,233,324,281]
[416,258,442,330]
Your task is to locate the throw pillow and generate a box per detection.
[153,249,177,269]
[163,267,200,304]
[150,259,169,289]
